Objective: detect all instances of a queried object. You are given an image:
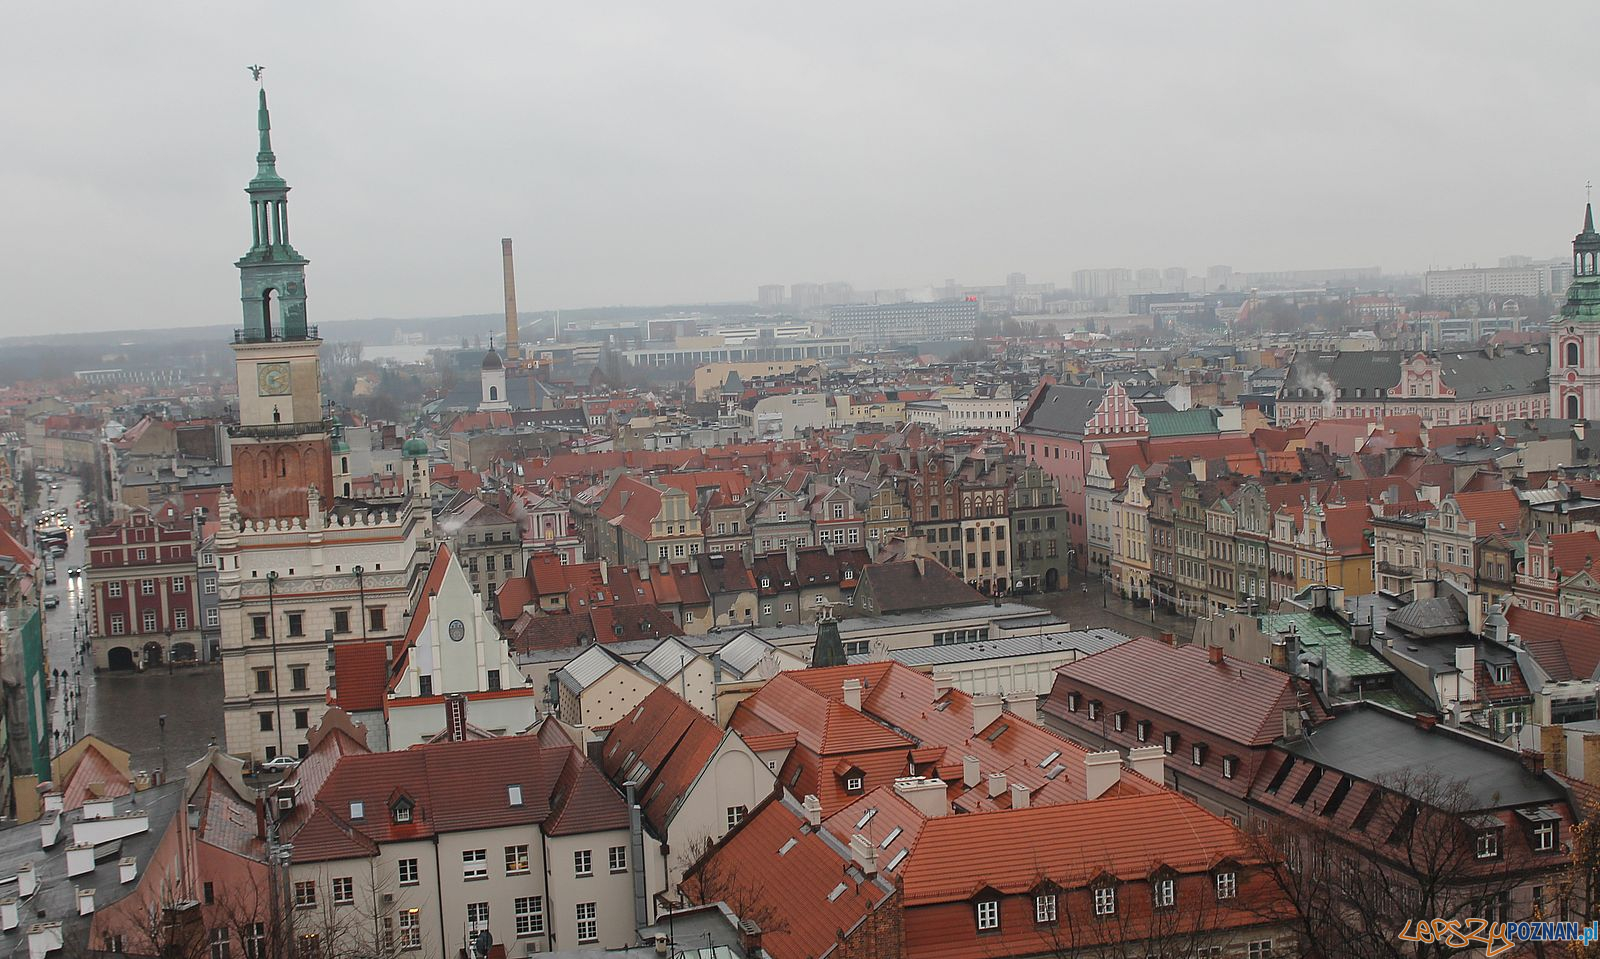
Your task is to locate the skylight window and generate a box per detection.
[778,838,797,856]
[880,827,902,847]
[827,883,848,902]
[1038,750,1061,768]
[856,808,877,829]
[886,849,909,871]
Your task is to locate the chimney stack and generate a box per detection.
[1207,645,1224,666]
[849,834,879,876]
[987,772,1007,799]
[802,794,822,827]
[962,755,981,789]
[1002,690,1038,723]
[1009,781,1030,809]
[501,238,520,361]
[1084,750,1122,800]
[841,678,863,711]
[971,694,1003,735]
[893,777,948,818]
[1127,745,1166,784]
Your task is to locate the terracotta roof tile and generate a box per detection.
[600,686,726,834]
[329,642,394,713]
[1451,489,1523,535]
[1507,605,1600,683]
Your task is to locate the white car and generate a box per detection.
[259,756,300,773]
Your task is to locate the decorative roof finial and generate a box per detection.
[247,64,265,83]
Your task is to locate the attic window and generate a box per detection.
[1492,664,1511,685]
[508,785,523,807]
[392,798,414,824]
[1162,731,1179,755]
[349,802,364,820]
[886,848,909,871]
[827,882,848,902]
[778,838,797,856]
[1221,756,1238,780]
[1066,692,1080,712]
[845,775,865,794]
[856,808,878,829]
[880,826,902,848]
[1038,750,1061,768]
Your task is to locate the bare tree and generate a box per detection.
[1249,769,1530,959]
[679,834,791,938]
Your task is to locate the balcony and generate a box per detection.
[232,325,319,344]
[228,418,334,440]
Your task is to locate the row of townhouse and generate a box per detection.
[568,450,1072,598]
[1109,468,1392,616]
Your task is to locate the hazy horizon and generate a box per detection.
[6,2,1600,336]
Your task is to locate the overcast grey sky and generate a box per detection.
[4,2,1599,336]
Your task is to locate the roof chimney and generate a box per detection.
[962,754,981,789]
[1127,745,1166,784]
[849,834,879,876]
[892,777,948,818]
[932,671,956,697]
[600,560,609,585]
[1009,781,1030,809]
[802,794,822,827]
[1002,690,1037,723]
[1161,631,1176,647]
[1084,750,1122,800]
[1207,645,1224,666]
[986,771,1008,799]
[841,678,863,711]
[787,542,798,572]
[971,693,1003,735]
[638,561,649,581]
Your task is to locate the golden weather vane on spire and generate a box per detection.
[247,64,265,83]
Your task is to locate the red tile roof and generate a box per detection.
[1549,530,1600,578]
[59,744,130,811]
[597,475,665,540]
[899,791,1256,904]
[681,794,892,959]
[329,642,396,713]
[1046,637,1328,747]
[600,686,729,834]
[1506,605,1600,683]
[495,575,533,620]
[1451,489,1523,536]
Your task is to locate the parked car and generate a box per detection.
[43,596,59,609]
[258,756,301,773]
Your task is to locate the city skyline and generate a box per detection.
[7,2,1600,336]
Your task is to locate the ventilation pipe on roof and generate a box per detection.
[625,782,648,930]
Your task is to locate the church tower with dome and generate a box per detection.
[1551,203,1600,420]
[216,83,435,763]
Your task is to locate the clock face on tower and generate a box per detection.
[258,363,291,396]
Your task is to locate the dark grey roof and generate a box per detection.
[0,781,184,956]
[1017,384,1106,439]
[1281,351,1404,400]
[1283,706,1564,809]
[1385,595,1467,637]
[1437,347,1548,399]
[867,628,1132,667]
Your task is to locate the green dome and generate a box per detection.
[402,437,429,458]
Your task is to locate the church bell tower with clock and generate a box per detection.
[228,86,334,521]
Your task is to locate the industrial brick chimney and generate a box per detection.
[501,238,520,361]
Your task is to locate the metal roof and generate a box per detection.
[640,636,701,681]
[554,644,631,693]
[863,629,1132,668]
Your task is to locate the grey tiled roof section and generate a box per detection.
[1385,595,1468,635]
[1436,347,1548,398]
[1017,385,1107,438]
[1282,706,1564,809]
[1281,352,1405,399]
[640,636,701,681]
[554,644,629,692]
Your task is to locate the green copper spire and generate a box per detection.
[810,613,846,668]
[1587,202,1595,235]
[1562,201,1600,327]
[252,89,285,188]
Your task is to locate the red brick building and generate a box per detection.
[86,508,199,669]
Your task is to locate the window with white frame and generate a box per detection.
[1093,886,1115,916]
[574,849,593,877]
[110,614,125,636]
[1215,871,1236,900]
[398,910,420,950]
[293,881,316,909]
[172,576,186,593]
[204,578,217,594]
[514,896,544,938]
[727,805,748,829]
[1035,894,1057,924]
[466,902,489,933]
[1247,941,1274,959]
[141,579,155,595]
[142,611,158,632]
[174,609,189,630]
[1476,829,1500,859]
[108,581,122,598]
[331,877,353,905]
[976,899,999,931]
[1536,821,1558,851]
[209,928,230,959]
[1152,878,1175,908]
[462,849,487,880]
[505,844,530,875]
[608,845,627,873]
[576,903,598,943]
[206,608,220,628]
[398,859,418,886]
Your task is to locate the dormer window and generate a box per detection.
[761,577,771,589]
[845,775,864,794]
[1222,755,1237,780]
[976,899,999,931]
[1136,720,1150,743]
[1113,711,1126,732]
[1087,701,1101,721]
[1476,828,1500,860]
[1191,743,1207,767]
[1066,692,1080,713]
[392,798,414,824]
[1163,732,1179,755]
[1492,664,1511,685]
